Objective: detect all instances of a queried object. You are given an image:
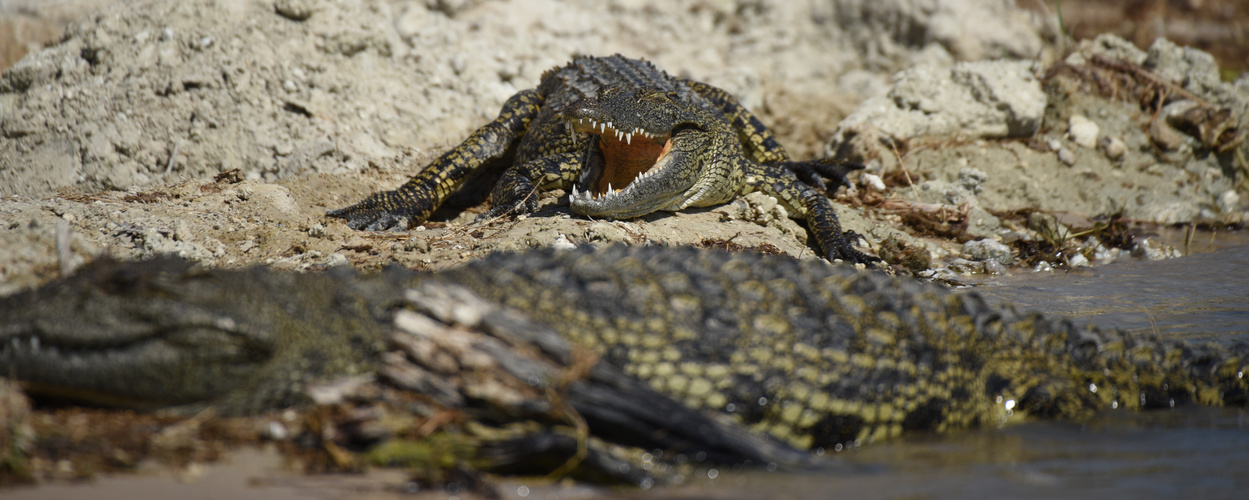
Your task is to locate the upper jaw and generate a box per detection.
[568,116,665,146]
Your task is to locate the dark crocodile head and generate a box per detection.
[562,84,729,218]
[0,259,279,409]
[0,258,389,414]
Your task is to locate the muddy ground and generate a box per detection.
[1,0,1248,491]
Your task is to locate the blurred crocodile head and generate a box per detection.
[0,258,388,414]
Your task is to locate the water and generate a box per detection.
[7,242,1249,499]
[971,242,1249,343]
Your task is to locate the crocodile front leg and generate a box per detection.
[743,161,879,263]
[327,90,544,230]
[480,151,584,219]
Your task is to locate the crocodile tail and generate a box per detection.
[976,303,1249,417]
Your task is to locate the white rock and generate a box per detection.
[1068,115,1099,148]
[553,234,577,250]
[861,173,886,192]
[1218,190,1241,214]
[1100,136,1126,160]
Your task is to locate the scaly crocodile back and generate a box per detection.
[445,245,1249,449]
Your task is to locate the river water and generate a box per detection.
[7,238,1249,500]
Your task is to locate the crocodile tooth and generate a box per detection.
[625,132,632,145]
[607,182,613,194]
[571,185,579,199]
[600,122,606,133]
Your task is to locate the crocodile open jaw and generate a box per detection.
[567,117,673,201]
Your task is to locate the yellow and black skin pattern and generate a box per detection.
[2,246,1245,458]
[327,55,876,263]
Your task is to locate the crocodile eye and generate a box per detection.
[640,90,673,104]
[599,85,624,98]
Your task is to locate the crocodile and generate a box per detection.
[327,54,877,264]
[2,245,1246,473]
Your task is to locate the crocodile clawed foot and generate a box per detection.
[829,230,882,266]
[475,197,538,223]
[327,203,405,231]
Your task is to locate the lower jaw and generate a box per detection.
[569,189,684,219]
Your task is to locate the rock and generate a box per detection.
[831,0,1045,65]
[1218,190,1241,214]
[962,238,1012,266]
[308,222,327,238]
[326,253,349,267]
[955,168,987,194]
[947,258,984,274]
[827,60,1046,161]
[1131,238,1180,261]
[1145,38,1221,95]
[273,0,317,21]
[1056,147,1076,166]
[860,173,886,192]
[964,205,1001,240]
[1067,115,1099,148]
[1064,33,1147,66]
[982,258,1005,275]
[1100,136,1126,161]
[876,233,931,272]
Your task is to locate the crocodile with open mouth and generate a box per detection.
[327,54,876,263]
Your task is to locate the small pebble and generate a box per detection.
[1099,136,1126,161]
[1067,115,1099,148]
[274,0,316,21]
[1057,147,1076,166]
[860,173,886,192]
